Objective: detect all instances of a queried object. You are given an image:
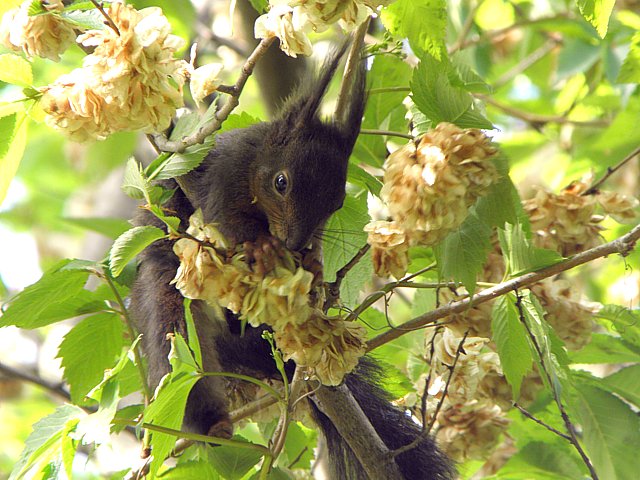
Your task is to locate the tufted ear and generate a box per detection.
[273,41,365,145]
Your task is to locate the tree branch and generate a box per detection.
[151,37,275,153]
[313,384,404,480]
[324,243,370,311]
[584,145,640,195]
[0,361,69,402]
[367,223,640,350]
[513,403,571,441]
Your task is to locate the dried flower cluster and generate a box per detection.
[523,178,638,256]
[366,123,499,278]
[173,211,367,386]
[1,0,76,62]
[38,3,189,142]
[254,0,392,57]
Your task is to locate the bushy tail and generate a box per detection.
[311,358,456,480]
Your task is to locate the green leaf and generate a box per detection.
[76,379,120,445]
[0,54,33,87]
[496,441,587,479]
[247,0,268,13]
[64,216,132,239]
[183,299,203,369]
[145,372,200,477]
[618,31,640,83]
[381,0,447,59]
[576,0,615,38]
[0,0,22,17]
[122,157,152,201]
[347,162,382,196]
[520,291,570,393]
[322,193,372,307]
[0,112,27,205]
[491,294,533,398]
[162,460,218,479]
[602,365,640,407]
[411,55,493,130]
[435,210,492,295]
[570,333,640,364]
[57,313,124,403]
[10,405,85,480]
[571,382,640,480]
[207,436,263,480]
[595,305,640,347]
[0,260,105,329]
[60,8,107,30]
[108,226,165,277]
[282,422,316,470]
[152,146,208,181]
[498,223,563,277]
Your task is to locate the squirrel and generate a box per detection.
[130,46,455,480]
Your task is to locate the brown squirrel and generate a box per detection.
[131,48,455,479]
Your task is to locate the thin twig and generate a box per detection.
[104,273,152,403]
[492,38,560,89]
[367,223,640,350]
[360,129,414,140]
[151,37,275,153]
[89,0,120,36]
[0,361,69,402]
[514,294,599,480]
[513,403,571,441]
[324,243,371,311]
[336,17,370,124]
[392,331,469,457]
[584,145,640,195]
[448,1,482,55]
[477,94,610,128]
[368,86,411,95]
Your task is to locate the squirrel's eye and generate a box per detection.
[274,172,288,194]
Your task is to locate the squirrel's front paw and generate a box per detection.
[207,417,233,440]
[242,236,285,274]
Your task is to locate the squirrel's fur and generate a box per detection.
[131,46,455,479]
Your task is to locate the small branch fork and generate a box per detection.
[323,243,370,311]
[584,145,640,195]
[89,0,120,36]
[367,222,640,351]
[151,37,276,153]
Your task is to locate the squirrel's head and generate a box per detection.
[251,46,366,251]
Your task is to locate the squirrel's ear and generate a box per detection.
[335,52,366,153]
[274,43,350,138]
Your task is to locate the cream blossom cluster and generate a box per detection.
[366,123,499,278]
[172,211,367,386]
[254,0,392,57]
[0,0,76,61]
[523,177,639,256]
[39,3,189,142]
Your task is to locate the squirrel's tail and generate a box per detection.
[310,357,456,480]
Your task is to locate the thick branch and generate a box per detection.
[152,37,275,153]
[367,223,640,350]
[313,385,404,480]
[0,361,69,402]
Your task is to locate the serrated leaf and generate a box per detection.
[162,460,218,479]
[520,291,570,393]
[381,0,447,59]
[322,193,372,307]
[618,31,640,83]
[282,422,316,470]
[492,294,533,398]
[571,382,640,480]
[183,299,203,369]
[57,313,124,403]
[207,436,263,480]
[60,8,107,29]
[121,157,151,201]
[411,55,493,130]
[0,54,33,87]
[109,226,165,277]
[347,162,382,196]
[601,365,640,407]
[64,216,132,239]
[435,210,492,295]
[152,146,208,181]
[0,260,105,329]
[145,372,200,477]
[10,405,85,480]
[0,112,27,205]
[0,100,30,118]
[595,304,640,347]
[498,223,563,277]
[496,441,587,479]
[576,0,615,38]
[570,333,640,364]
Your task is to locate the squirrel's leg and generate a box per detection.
[131,240,231,437]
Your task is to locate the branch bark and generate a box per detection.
[367,223,640,351]
[313,385,404,480]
